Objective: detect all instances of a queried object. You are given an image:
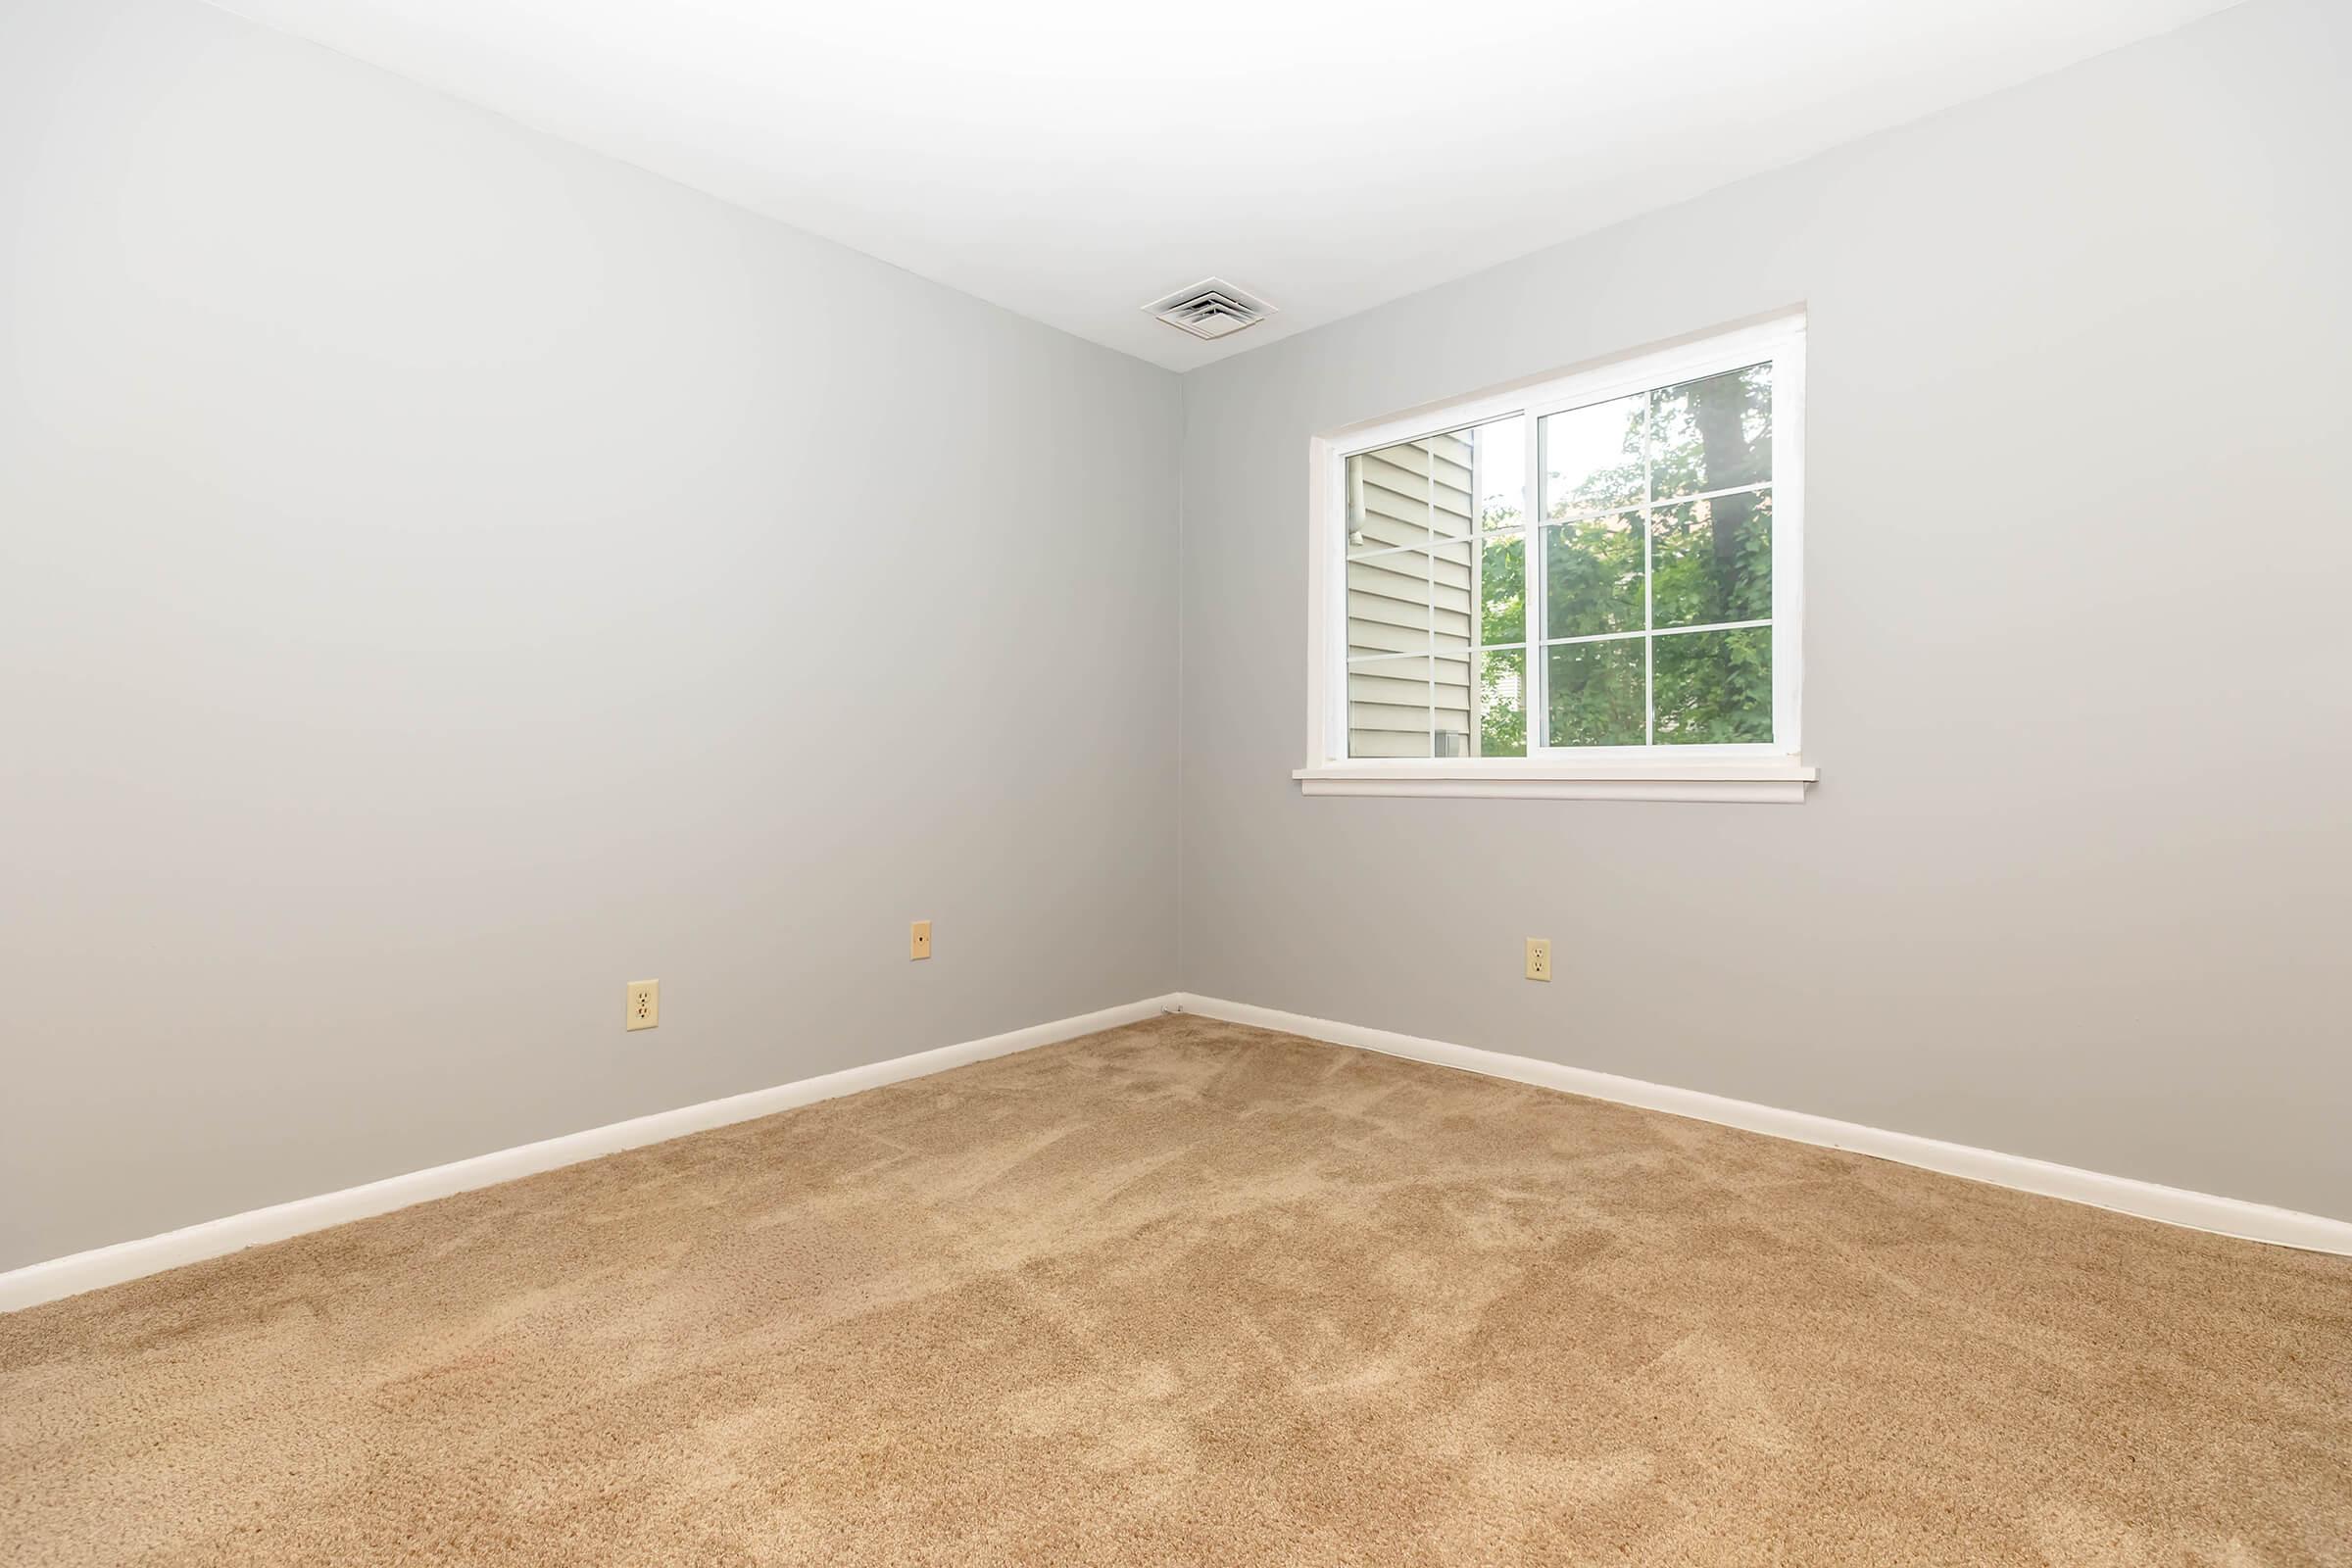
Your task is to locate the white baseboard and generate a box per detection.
[14,988,2342,1312]
[0,995,1184,1312]
[1170,993,2352,1256]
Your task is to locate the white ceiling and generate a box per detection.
[210,0,2242,371]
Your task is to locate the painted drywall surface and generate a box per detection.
[1178,0,2352,1218]
[0,0,1180,1269]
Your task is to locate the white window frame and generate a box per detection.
[1298,312,1815,803]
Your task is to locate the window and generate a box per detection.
[1300,316,1814,802]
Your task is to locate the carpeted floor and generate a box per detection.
[4,1015,2348,1566]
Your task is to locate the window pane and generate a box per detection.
[1468,417,1525,531]
[1648,363,1771,501]
[1543,395,1645,518]
[1476,533,1526,646]
[1433,647,1475,758]
[1653,627,1773,745]
[1345,430,1478,557]
[1545,639,1645,747]
[1432,550,1474,650]
[1650,492,1773,629]
[1347,654,1433,759]
[1544,514,1643,640]
[1475,647,1527,758]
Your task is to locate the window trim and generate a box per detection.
[1298,312,1814,803]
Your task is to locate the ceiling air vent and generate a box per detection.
[1144,278,1277,342]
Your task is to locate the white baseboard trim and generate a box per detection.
[1170,993,2352,1256]
[15,988,2341,1311]
[0,995,1184,1313]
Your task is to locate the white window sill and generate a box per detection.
[1293,759,1816,803]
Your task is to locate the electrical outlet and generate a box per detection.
[1524,939,1552,982]
[909,920,932,960]
[626,979,659,1030]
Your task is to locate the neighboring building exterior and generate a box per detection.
[1344,431,1478,757]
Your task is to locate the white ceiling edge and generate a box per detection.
[198,0,2248,373]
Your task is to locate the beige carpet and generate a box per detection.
[4,1015,2348,1566]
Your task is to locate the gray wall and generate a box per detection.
[1178,0,2352,1219]
[0,0,1181,1269]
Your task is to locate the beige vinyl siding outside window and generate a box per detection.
[1343,422,1524,758]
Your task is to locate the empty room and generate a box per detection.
[4,0,2348,1561]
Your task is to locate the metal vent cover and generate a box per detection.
[1143,278,1277,341]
